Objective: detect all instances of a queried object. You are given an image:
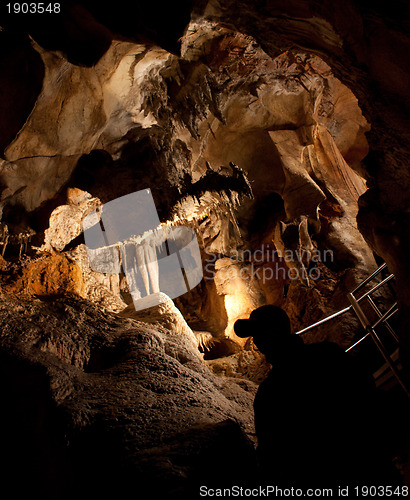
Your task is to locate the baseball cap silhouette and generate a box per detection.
[234,305,300,357]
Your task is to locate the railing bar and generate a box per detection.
[348,293,410,398]
[345,305,399,351]
[372,315,398,336]
[367,326,409,397]
[294,305,352,335]
[383,307,399,324]
[351,263,387,294]
[294,266,397,338]
[366,295,383,317]
[345,305,398,351]
[370,301,399,341]
[345,332,370,352]
[356,274,395,302]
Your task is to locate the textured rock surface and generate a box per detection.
[0,293,257,499]
[2,26,375,340]
[1,4,381,350]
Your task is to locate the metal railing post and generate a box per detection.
[348,292,410,398]
[293,262,409,398]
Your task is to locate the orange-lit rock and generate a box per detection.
[0,0,410,494]
[1,253,83,298]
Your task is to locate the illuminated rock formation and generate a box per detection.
[0,0,409,495]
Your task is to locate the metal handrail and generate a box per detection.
[345,332,370,352]
[351,262,387,294]
[295,264,394,335]
[345,303,399,353]
[295,306,351,336]
[293,262,409,397]
[356,273,395,302]
[348,292,410,398]
[370,301,399,333]
[294,268,395,336]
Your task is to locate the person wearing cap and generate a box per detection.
[234,305,401,487]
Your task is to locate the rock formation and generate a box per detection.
[0,0,410,495]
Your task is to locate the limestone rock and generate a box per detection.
[0,0,409,492]
[43,199,98,253]
[0,253,83,298]
[67,244,126,313]
[0,292,256,498]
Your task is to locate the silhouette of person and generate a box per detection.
[234,305,401,487]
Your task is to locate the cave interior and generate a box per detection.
[1,0,410,497]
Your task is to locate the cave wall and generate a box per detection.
[188,0,410,370]
[1,0,410,494]
[0,0,408,364]
[0,2,387,349]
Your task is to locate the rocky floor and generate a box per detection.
[0,290,409,498]
[0,291,260,499]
